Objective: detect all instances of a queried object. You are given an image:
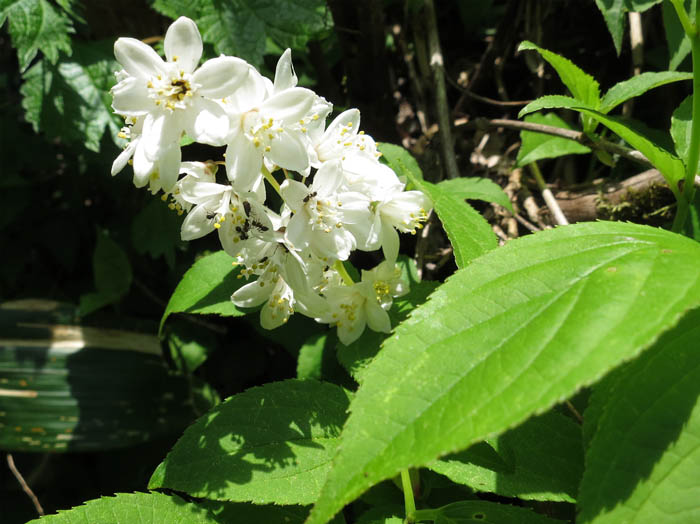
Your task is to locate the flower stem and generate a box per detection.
[261,165,282,196]
[401,469,416,523]
[671,2,700,233]
[333,260,355,286]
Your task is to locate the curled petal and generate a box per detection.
[141,112,181,161]
[184,98,230,145]
[279,179,309,212]
[381,226,400,263]
[164,17,202,73]
[194,56,250,99]
[225,133,263,192]
[224,67,267,112]
[114,37,165,78]
[273,48,297,92]
[232,280,270,308]
[132,141,155,188]
[181,204,215,241]
[111,141,137,176]
[365,300,391,333]
[157,142,182,193]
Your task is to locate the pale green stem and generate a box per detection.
[401,469,416,523]
[671,1,700,232]
[333,260,355,286]
[261,165,282,196]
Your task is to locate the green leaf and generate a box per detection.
[297,331,342,381]
[671,95,696,170]
[429,410,583,502]
[573,108,686,189]
[416,500,567,524]
[20,40,122,152]
[435,177,514,212]
[0,0,73,72]
[131,197,184,268]
[518,41,600,107]
[190,0,330,66]
[26,492,220,523]
[516,112,591,167]
[149,379,352,505]
[518,95,591,119]
[306,221,700,524]
[578,308,700,523]
[377,142,425,187]
[151,0,201,20]
[594,0,662,55]
[600,71,693,114]
[160,250,248,334]
[662,0,695,70]
[204,501,311,524]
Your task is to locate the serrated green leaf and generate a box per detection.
[516,112,591,166]
[188,0,329,66]
[417,500,566,524]
[0,0,73,72]
[578,308,700,523]
[518,41,600,107]
[518,95,590,119]
[377,142,425,187]
[160,251,248,334]
[306,222,700,524]
[297,331,339,380]
[600,71,693,114]
[20,41,122,152]
[671,95,696,170]
[151,0,202,20]
[149,379,352,505]
[594,0,663,55]
[435,177,514,212]
[573,108,686,189]
[204,500,311,524]
[26,492,220,523]
[131,197,184,268]
[429,410,583,502]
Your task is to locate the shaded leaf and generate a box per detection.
[578,308,700,523]
[306,222,700,524]
[0,0,73,72]
[670,95,696,171]
[662,0,695,70]
[416,500,566,524]
[430,410,583,502]
[594,0,662,54]
[149,379,351,505]
[518,95,590,119]
[131,197,184,269]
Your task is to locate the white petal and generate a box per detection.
[267,131,309,172]
[184,98,230,145]
[114,38,165,78]
[273,48,297,91]
[232,280,270,308]
[285,211,310,250]
[111,141,137,176]
[181,204,215,240]
[262,88,316,124]
[180,180,228,204]
[313,159,344,196]
[279,180,308,212]
[337,313,366,346]
[224,67,267,112]
[381,225,400,263]
[164,17,202,73]
[225,134,264,192]
[132,141,155,188]
[194,56,250,98]
[365,301,391,333]
[157,143,182,192]
[141,112,180,161]
[111,77,151,116]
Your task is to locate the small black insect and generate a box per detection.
[250,220,269,232]
[243,201,251,216]
[302,191,318,203]
[206,211,216,220]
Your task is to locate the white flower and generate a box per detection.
[224,50,329,192]
[318,261,407,345]
[111,16,249,191]
[280,160,370,261]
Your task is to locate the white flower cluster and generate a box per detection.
[110,17,431,345]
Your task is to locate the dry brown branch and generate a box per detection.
[7,454,44,516]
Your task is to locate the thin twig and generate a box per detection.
[424,0,460,180]
[444,74,532,107]
[529,162,569,225]
[465,117,652,168]
[566,401,584,425]
[7,454,44,516]
[513,213,541,232]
